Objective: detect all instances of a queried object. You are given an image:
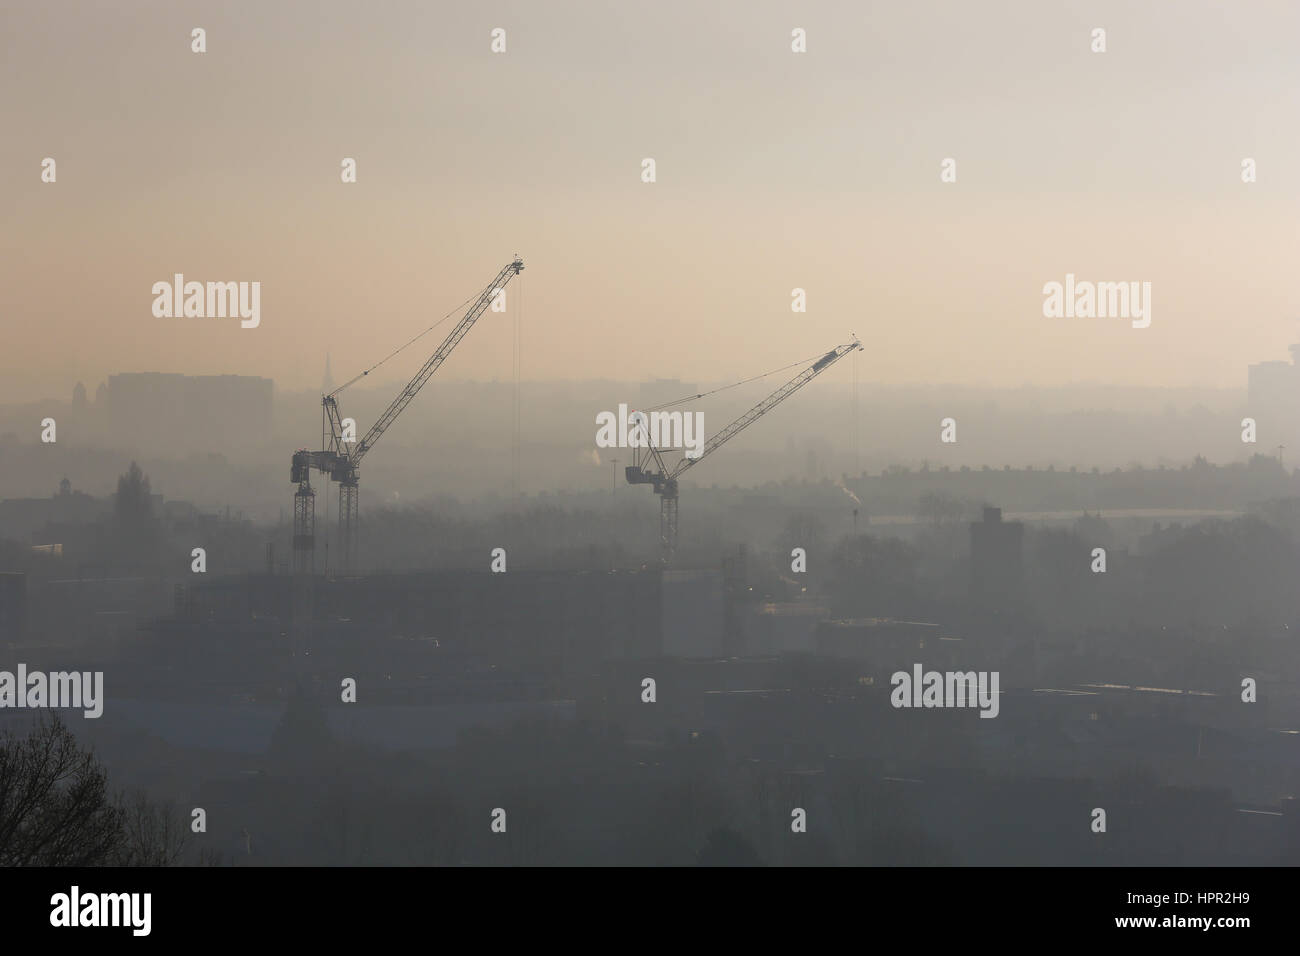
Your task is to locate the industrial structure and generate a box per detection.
[625,337,861,560]
[291,257,525,572]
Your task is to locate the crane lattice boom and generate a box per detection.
[291,256,524,573]
[625,337,861,560]
[671,340,860,480]
[327,257,524,465]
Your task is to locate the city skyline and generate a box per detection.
[3,1,1299,405]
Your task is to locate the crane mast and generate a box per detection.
[625,337,861,561]
[291,257,524,573]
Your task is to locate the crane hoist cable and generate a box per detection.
[625,336,862,562]
[327,287,483,399]
[642,350,832,412]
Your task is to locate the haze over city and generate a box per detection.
[3,0,1299,405]
[0,1,1296,925]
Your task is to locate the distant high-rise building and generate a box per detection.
[1247,345,1300,449]
[323,352,334,395]
[970,506,1023,599]
[1249,345,1300,408]
[72,381,87,408]
[1248,345,1300,406]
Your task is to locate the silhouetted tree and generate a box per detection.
[0,716,188,867]
[112,461,158,569]
[0,715,122,866]
[112,790,190,865]
[115,461,152,524]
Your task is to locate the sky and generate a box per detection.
[2,0,1298,404]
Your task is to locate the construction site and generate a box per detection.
[263,256,871,684]
[4,256,1300,867]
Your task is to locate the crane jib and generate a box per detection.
[811,349,839,372]
[292,257,524,574]
[628,337,860,559]
[351,259,523,460]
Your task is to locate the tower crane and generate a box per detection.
[291,257,524,572]
[625,337,862,561]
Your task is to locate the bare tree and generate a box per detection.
[112,789,189,866]
[0,715,123,866]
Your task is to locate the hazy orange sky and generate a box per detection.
[3,0,1298,404]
